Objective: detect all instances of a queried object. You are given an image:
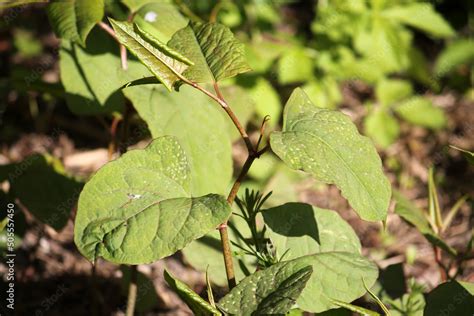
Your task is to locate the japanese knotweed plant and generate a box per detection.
[7,0,393,314]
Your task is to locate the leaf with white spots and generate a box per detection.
[270,88,391,221]
[219,264,313,315]
[74,136,232,264]
[219,252,378,314]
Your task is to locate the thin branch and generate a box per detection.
[98,21,117,40]
[209,0,223,23]
[98,21,127,70]
[107,115,122,160]
[181,78,254,152]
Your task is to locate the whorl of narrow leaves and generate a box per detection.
[47,0,104,46]
[164,270,221,316]
[168,22,251,83]
[270,88,391,221]
[218,263,313,315]
[109,19,193,90]
[74,136,232,264]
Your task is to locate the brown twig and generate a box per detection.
[107,115,122,161]
[433,246,448,282]
[98,21,127,70]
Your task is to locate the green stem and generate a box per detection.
[126,265,138,316]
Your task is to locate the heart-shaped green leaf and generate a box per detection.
[168,22,251,83]
[262,203,361,259]
[270,88,391,221]
[219,263,313,315]
[110,19,192,90]
[47,0,104,46]
[164,270,221,316]
[74,136,232,264]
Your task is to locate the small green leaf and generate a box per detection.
[262,203,361,259]
[364,108,400,148]
[435,39,474,76]
[164,270,221,316]
[47,0,104,46]
[219,264,313,315]
[383,3,455,38]
[74,136,232,264]
[239,76,281,127]
[424,281,474,316]
[110,19,192,90]
[168,22,251,83]
[0,154,83,231]
[394,96,446,129]
[270,88,391,221]
[375,79,413,106]
[278,47,314,84]
[393,190,456,256]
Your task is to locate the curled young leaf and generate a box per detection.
[109,19,192,90]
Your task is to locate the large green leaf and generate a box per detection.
[168,22,251,83]
[47,0,104,46]
[435,39,474,76]
[383,3,455,38]
[393,190,456,256]
[0,154,83,231]
[221,252,378,313]
[219,264,313,315]
[164,270,221,316]
[394,96,446,129]
[123,85,232,196]
[424,281,474,316]
[270,88,391,221]
[110,19,192,90]
[133,2,188,43]
[74,136,232,264]
[59,28,132,114]
[262,203,361,259]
